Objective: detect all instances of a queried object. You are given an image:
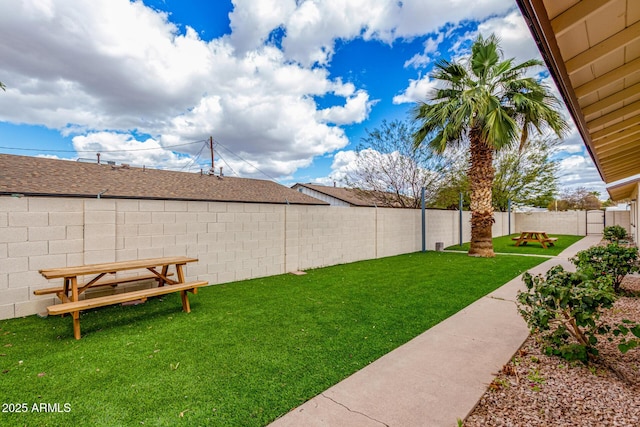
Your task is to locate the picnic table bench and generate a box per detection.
[512,231,558,249]
[38,256,207,339]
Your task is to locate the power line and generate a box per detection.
[214,139,280,183]
[0,139,207,154]
[3,134,283,183]
[179,141,208,172]
[214,150,239,177]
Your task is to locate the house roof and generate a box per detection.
[292,183,412,208]
[516,0,640,200]
[605,175,640,200]
[0,154,328,205]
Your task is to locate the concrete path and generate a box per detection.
[268,235,602,427]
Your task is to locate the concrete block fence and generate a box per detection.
[2,195,623,320]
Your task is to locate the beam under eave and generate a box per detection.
[582,83,640,116]
[607,171,640,184]
[565,21,640,75]
[551,0,610,37]
[600,158,640,176]
[591,117,640,141]
[595,132,640,155]
[574,57,640,99]
[599,146,640,166]
[592,123,640,147]
[586,101,640,131]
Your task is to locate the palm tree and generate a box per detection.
[413,34,567,257]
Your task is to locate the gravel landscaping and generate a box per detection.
[464,276,640,427]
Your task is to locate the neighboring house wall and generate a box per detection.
[3,194,609,320]
[293,186,351,207]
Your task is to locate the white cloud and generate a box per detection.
[404,33,444,69]
[280,0,400,66]
[227,0,514,67]
[72,132,196,170]
[0,0,604,190]
[393,76,438,104]
[0,0,211,128]
[326,149,358,183]
[228,0,297,53]
[556,125,587,155]
[557,154,606,195]
[477,9,541,65]
[316,91,374,125]
[394,7,542,105]
[0,0,374,179]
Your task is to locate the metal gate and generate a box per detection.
[586,209,605,235]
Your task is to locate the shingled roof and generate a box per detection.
[292,183,413,208]
[0,154,327,205]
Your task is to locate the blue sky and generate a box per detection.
[0,0,606,196]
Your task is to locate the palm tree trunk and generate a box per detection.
[468,127,495,257]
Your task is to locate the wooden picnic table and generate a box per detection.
[512,231,558,249]
[38,256,206,339]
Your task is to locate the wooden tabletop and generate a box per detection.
[39,256,198,279]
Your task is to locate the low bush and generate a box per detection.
[517,265,640,363]
[603,225,628,243]
[571,243,639,293]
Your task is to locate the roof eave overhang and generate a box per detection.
[606,182,637,200]
[515,0,606,185]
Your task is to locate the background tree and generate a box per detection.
[341,119,453,208]
[548,187,602,211]
[492,137,559,211]
[429,149,470,209]
[413,34,567,256]
[0,81,5,91]
[432,137,560,211]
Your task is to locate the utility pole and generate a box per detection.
[209,136,215,174]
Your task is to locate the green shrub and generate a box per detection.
[603,225,628,243]
[517,265,640,363]
[571,243,639,293]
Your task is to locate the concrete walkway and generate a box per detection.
[268,235,602,427]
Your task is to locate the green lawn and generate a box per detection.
[1,251,546,426]
[446,234,584,256]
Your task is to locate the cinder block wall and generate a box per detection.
[605,210,631,232]
[1,196,516,320]
[514,211,587,235]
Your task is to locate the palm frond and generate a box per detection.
[413,32,568,153]
[471,34,501,79]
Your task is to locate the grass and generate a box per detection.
[0,251,546,426]
[446,234,584,256]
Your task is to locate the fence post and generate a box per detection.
[421,187,426,253]
[459,192,463,246]
[508,198,511,235]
